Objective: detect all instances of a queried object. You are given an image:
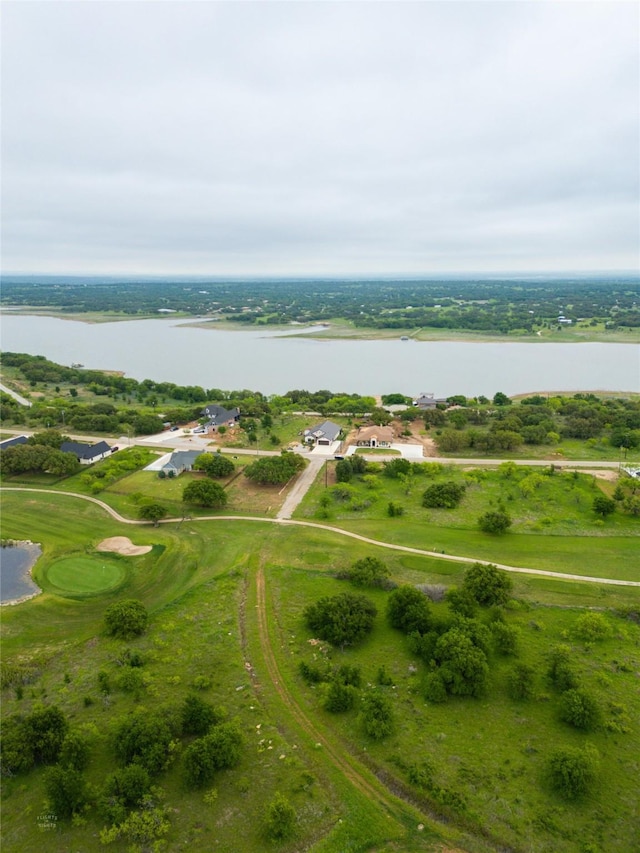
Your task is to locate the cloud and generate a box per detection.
[2,1,638,274]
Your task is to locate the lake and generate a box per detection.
[0,542,42,604]
[0,313,638,396]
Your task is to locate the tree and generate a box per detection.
[592,494,615,517]
[493,392,512,406]
[44,765,89,819]
[547,745,600,800]
[507,663,536,700]
[244,451,304,485]
[183,723,243,788]
[622,495,640,516]
[445,586,478,618]
[434,628,489,697]
[104,600,148,640]
[265,792,296,841]
[478,510,512,535]
[572,612,611,642]
[462,563,513,606]
[304,593,377,649]
[360,693,394,740]
[183,479,228,508]
[335,459,353,483]
[59,731,91,771]
[113,711,174,774]
[547,645,580,691]
[491,621,520,655]
[182,694,223,736]
[99,764,152,825]
[194,452,235,478]
[138,502,167,526]
[559,689,602,731]
[386,586,431,634]
[422,481,466,509]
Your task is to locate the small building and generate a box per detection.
[413,392,447,409]
[354,425,395,448]
[60,440,112,464]
[161,450,202,477]
[303,420,342,446]
[201,404,240,430]
[0,435,29,450]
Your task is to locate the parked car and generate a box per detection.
[193,427,206,434]
[170,426,179,431]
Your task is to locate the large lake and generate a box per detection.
[1,313,638,396]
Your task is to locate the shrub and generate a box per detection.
[44,765,89,819]
[592,494,615,517]
[99,764,152,825]
[59,731,91,771]
[572,612,612,642]
[182,479,228,508]
[324,681,357,713]
[478,510,512,534]
[182,723,243,788]
[113,711,174,774]
[304,593,377,649]
[182,694,224,736]
[360,693,394,740]
[264,792,296,841]
[547,646,580,691]
[422,481,466,509]
[507,663,536,700]
[434,628,489,697]
[424,671,448,703]
[194,452,235,478]
[343,556,391,589]
[559,689,602,731]
[547,745,600,800]
[491,621,520,655]
[104,600,148,640]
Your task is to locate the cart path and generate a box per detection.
[2,487,638,587]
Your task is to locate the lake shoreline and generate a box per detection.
[2,308,638,344]
[0,540,42,606]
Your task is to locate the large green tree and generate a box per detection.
[462,563,513,606]
[182,479,228,508]
[304,593,377,649]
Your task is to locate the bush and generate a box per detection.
[304,593,377,649]
[478,510,512,534]
[182,723,243,788]
[324,681,357,713]
[424,671,448,703]
[59,731,91,771]
[507,663,536,700]
[342,556,391,588]
[434,628,489,697]
[386,586,431,634]
[547,646,580,691]
[572,612,612,642]
[113,710,175,774]
[44,765,89,819]
[99,764,152,825]
[559,689,602,731]
[244,451,304,485]
[422,481,466,509]
[592,494,615,517]
[360,693,394,740]
[194,452,235,478]
[547,745,600,800]
[265,792,296,841]
[104,600,148,640]
[491,621,520,655]
[182,694,224,736]
[138,502,167,525]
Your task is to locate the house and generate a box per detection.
[0,434,29,450]
[201,404,240,430]
[161,450,202,477]
[302,420,342,446]
[60,440,112,464]
[354,425,395,448]
[413,393,447,409]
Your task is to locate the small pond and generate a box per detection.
[1,542,42,604]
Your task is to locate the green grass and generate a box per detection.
[1,486,639,853]
[44,555,127,596]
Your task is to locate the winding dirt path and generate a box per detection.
[2,487,638,587]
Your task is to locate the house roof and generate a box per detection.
[60,440,111,460]
[163,450,202,470]
[355,425,395,442]
[304,420,342,442]
[0,435,29,449]
[201,404,240,425]
[413,393,446,408]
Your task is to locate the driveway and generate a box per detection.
[345,443,424,460]
[277,457,325,519]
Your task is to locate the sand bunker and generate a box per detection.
[97,537,152,556]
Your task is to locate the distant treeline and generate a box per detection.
[1,276,638,332]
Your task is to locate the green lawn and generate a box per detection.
[44,555,127,596]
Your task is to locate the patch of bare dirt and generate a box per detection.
[96,536,152,556]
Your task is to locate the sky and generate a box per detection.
[2,1,639,277]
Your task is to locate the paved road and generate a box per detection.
[0,382,32,407]
[3,487,638,587]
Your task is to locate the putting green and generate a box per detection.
[44,555,126,596]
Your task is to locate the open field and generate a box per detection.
[1,487,639,853]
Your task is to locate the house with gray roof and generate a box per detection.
[413,393,447,410]
[302,420,342,446]
[161,450,202,477]
[0,435,29,450]
[201,404,240,430]
[60,440,112,464]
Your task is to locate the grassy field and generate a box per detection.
[1,490,638,853]
[45,555,127,596]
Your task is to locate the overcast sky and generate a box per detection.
[2,1,639,276]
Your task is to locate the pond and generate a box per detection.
[0,541,42,605]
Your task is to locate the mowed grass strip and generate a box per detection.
[44,555,126,596]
